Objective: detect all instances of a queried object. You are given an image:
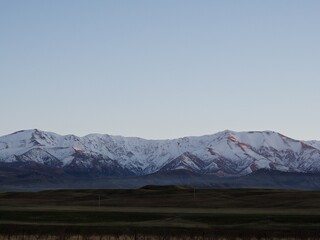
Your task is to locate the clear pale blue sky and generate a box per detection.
[1,0,320,140]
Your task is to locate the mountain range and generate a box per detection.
[1,129,320,190]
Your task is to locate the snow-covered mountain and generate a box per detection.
[1,129,320,177]
[305,140,320,151]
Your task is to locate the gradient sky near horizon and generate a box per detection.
[1,0,320,140]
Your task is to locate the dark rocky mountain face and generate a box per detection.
[159,152,206,173]
[64,151,135,177]
[15,148,63,168]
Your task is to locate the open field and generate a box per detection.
[1,187,320,239]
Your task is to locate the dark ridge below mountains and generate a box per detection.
[2,169,320,192]
[140,185,194,190]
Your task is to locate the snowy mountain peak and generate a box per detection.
[1,129,320,177]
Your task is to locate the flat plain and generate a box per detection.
[0,186,320,239]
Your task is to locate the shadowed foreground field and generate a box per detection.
[0,187,320,239]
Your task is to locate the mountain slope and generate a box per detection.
[1,129,320,181]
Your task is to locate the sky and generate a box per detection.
[0,0,320,140]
